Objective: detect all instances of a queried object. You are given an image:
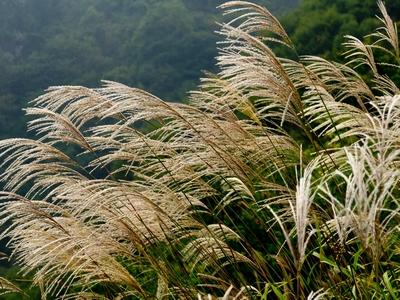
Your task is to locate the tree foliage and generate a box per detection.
[0,0,299,140]
[277,0,400,58]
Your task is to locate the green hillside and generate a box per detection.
[0,0,299,140]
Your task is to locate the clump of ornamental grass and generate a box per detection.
[1,0,400,299]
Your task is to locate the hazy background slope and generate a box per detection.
[0,0,299,140]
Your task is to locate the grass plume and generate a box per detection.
[1,0,400,299]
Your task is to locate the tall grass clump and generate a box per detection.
[1,1,400,299]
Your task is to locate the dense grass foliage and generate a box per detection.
[1,0,400,299]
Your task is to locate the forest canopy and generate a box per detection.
[0,0,299,140]
[277,0,400,58]
[2,0,395,140]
